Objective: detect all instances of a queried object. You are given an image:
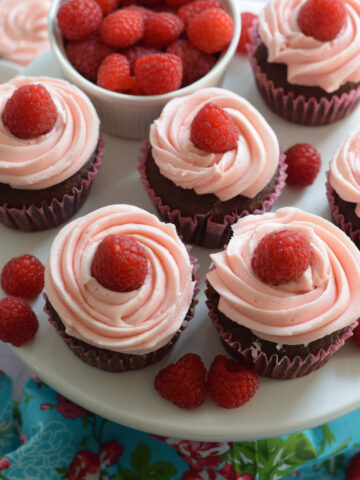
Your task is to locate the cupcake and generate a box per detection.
[248,0,360,126]
[0,76,103,231]
[44,204,199,372]
[139,87,286,249]
[206,207,360,380]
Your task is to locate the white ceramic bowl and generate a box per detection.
[48,0,241,139]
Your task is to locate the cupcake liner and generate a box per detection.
[247,23,360,126]
[45,253,200,373]
[0,135,104,232]
[138,141,287,249]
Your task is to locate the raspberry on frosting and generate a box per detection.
[298,0,347,42]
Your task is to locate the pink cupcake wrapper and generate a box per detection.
[138,141,287,249]
[0,135,104,232]
[247,22,360,126]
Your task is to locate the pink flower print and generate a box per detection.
[99,439,123,467]
[238,475,254,480]
[20,433,28,445]
[40,403,51,410]
[67,450,100,480]
[56,394,87,419]
[174,441,225,471]
[0,458,10,471]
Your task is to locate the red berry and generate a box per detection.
[348,451,360,480]
[100,9,144,48]
[135,53,182,94]
[122,4,153,21]
[251,230,313,286]
[353,322,360,349]
[298,0,347,42]
[97,53,135,92]
[123,45,160,74]
[94,0,118,15]
[285,143,321,187]
[57,0,103,41]
[166,0,191,9]
[2,84,57,140]
[1,254,45,298]
[187,8,234,53]
[0,297,39,347]
[177,0,221,28]
[91,234,148,292]
[155,353,208,409]
[208,355,258,408]
[237,12,257,54]
[143,12,184,49]
[190,102,239,153]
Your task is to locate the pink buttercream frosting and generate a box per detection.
[258,0,360,92]
[0,0,51,66]
[0,76,100,190]
[206,207,360,345]
[149,87,280,201]
[45,204,195,355]
[330,127,360,217]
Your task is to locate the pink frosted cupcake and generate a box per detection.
[44,204,198,372]
[248,0,360,126]
[206,207,360,380]
[139,87,286,248]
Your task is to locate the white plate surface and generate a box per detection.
[5,1,360,442]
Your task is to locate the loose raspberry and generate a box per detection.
[135,53,182,94]
[298,0,347,42]
[123,45,160,74]
[155,353,208,409]
[208,355,258,409]
[177,0,221,28]
[143,12,184,49]
[94,0,118,15]
[237,12,257,54]
[187,8,234,53]
[1,255,45,298]
[0,297,39,347]
[353,323,360,349]
[97,53,135,92]
[167,39,216,85]
[190,102,239,153]
[285,143,321,187]
[101,9,144,48]
[347,451,360,480]
[91,234,148,292]
[57,0,103,41]
[2,84,57,140]
[122,4,153,22]
[166,0,192,8]
[251,230,313,286]
[137,0,163,7]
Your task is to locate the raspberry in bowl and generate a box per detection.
[48,0,240,139]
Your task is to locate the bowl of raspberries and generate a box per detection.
[48,0,240,139]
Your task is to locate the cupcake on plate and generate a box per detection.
[0,76,104,231]
[206,207,360,380]
[139,87,286,249]
[44,204,199,372]
[248,0,360,126]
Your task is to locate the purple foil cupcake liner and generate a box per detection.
[0,135,104,232]
[247,23,360,126]
[138,141,287,249]
[45,253,200,373]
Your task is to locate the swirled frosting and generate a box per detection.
[149,87,280,201]
[0,0,51,66]
[45,204,195,355]
[206,207,360,345]
[330,127,360,217]
[258,0,360,92]
[0,76,100,190]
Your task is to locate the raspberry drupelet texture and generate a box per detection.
[285,143,321,187]
[97,53,135,92]
[347,451,360,480]
[143,12,184,49]
[298,0,347,42]
[100,9,144,48]
[57,0,103,41]
[1,255,45,298]
[123,45,160,74]
[94,0,119,15]
[0,297,39,347]
[237,12,257,54]
[122,4,153,22]
[177,0,221,28]
[251,230,313,286]
[208,355,259,408]
[134,53,182,94]
[155,353,208,409]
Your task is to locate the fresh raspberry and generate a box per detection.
[190,103,239,153]
[1,255,45,298]
[137,0,163,7]
[155,353,208,409]
[352,323,360,349]
[100,9,144,48]
[167,39,216,85]
[298,0,347,42]
[2,84,57,140]
[143,12,184,49]
[187,8,234,53]
[91,234,148,292]
[94,0,118,15]
[135,53,182,94]
[177,0,221,28]
[237,12,257,54]
[97,53,135,92]
[166,0,192,8]
[122,4,153,22]
[251,230,313,286]
[347,451,360,480]
[66,34,115,82]
[0,297,39,347]
[57,0,103,41]
[285,143,321,187]
[123,45,160,74]
[208,355,258,409]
